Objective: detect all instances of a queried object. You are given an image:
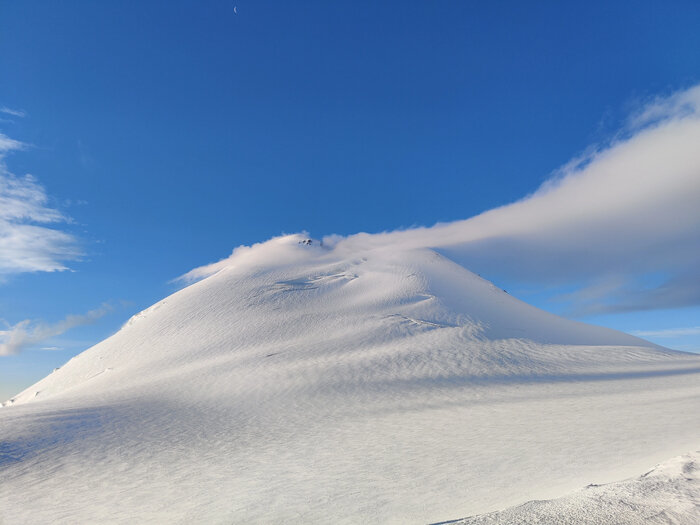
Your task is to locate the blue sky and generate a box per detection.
[2,1,700,400]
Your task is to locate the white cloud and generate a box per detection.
[0,131,82,277]
[0,304,112,356]
[323,84,700,314]
[183,84,700,315]
[0,132,25,154]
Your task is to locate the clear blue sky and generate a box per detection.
[2,1,700,400]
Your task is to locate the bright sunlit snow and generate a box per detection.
[452,451,700,524]
[1,234,698,523]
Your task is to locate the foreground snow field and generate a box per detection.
[2,235,699,524]
[452,452,700,525]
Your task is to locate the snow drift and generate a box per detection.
[1,234,699,523]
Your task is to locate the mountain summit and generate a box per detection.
[2,234,699,523]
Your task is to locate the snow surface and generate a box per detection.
[451,452,700,525]
[1,234,699,524]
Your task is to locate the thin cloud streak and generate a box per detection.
[0,304,112,356]
[0,107,26,118]
[631,327,700,338]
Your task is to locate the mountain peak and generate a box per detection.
[2,240,698,524]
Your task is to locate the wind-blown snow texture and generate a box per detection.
[450,452,700,525]
[2,234,699,524]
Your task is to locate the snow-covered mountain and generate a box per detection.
[2,234,699,524]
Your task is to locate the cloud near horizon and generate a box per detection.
[183,84,700,316]
[631,326,700,338]
[0,304,112,356]
[0,129,82,278]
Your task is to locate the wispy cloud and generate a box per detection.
[184,84,700,315]
[0,129,82,277]
[0,132,25,153]
[631,326,700,338]
[0,304,112,356]
[0,107,26,118]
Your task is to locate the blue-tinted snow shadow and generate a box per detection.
[320,360,700,403]
[0,406,117,468]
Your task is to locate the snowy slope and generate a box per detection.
[452,451,700,525]
[1,234,699,524]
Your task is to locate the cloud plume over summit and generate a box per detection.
[186,85,700,315]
